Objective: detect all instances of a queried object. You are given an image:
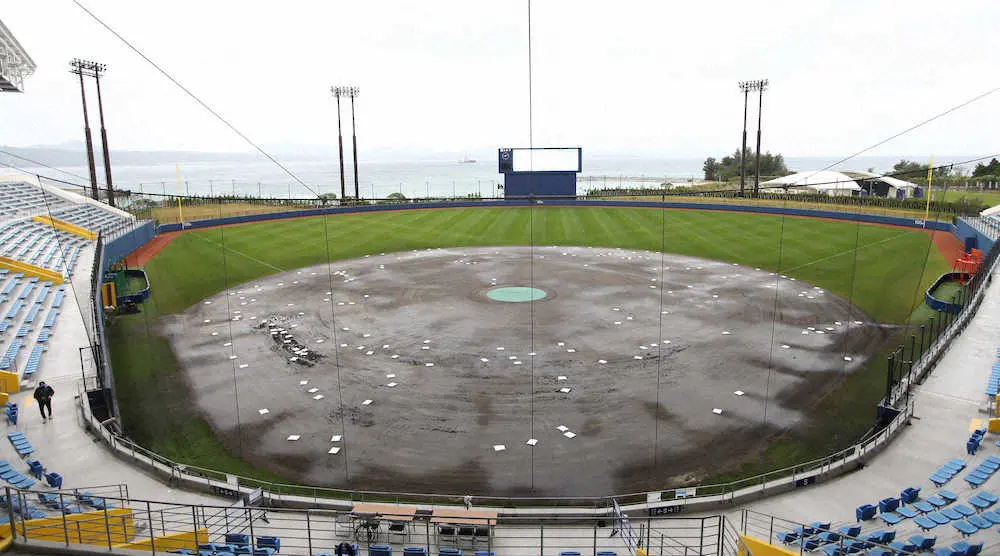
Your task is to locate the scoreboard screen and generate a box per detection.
[499,148,582,173]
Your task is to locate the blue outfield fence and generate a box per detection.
[104,220,155,268]
[155,199,957,234]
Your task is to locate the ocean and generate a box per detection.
[14,154,973,200]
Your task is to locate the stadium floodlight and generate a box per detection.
[344,87,361,200]
[331,86,347,201]
[87,60,117,207]
[738,81,756,195]
[753,79,769,195]
[70,58,100,201]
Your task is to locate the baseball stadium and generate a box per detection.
[4,4,1000,556]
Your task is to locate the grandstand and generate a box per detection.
[0,178,135,389]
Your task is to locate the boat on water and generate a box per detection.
[458,155,477,164]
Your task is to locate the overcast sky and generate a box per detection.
[1,0,998,159]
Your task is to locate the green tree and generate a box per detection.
[973,158,1000,178]
[892,160,924,178]
[702,157,720,181]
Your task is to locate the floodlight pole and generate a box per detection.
[92,62,117,207]
[348,87,360,201]
[738,81,754,196]
[70,59,100,201]
[753,79,768,196]
[331,86,347,201]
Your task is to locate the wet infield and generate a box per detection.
[162,246,889,496]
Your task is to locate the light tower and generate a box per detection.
[753,79,769,195]
[346,86,360,200]
[330,86,347,201]
[89,60,117,207]
[70,58,100,201]
[737,80,759,196]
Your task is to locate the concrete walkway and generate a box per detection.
[742,263,1000,551]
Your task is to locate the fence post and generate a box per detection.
[306,511,313,556]
[592,520,597,556]
[425,517,431,556]
[104,501,113,550]
[18,490,27,542]
[3,488,13,542]
[147,501,156,554]
[248,506,255,544]
[192,506,200,551]
[699,518,704,555]
[540,522,544,556]
[59,493,70,546]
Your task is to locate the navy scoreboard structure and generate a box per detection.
[498,147,582,199]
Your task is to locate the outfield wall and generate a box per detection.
[155,200,957,235]
[954,216,995,252]
[103,221,156,269]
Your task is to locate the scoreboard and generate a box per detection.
[498,147,582,198]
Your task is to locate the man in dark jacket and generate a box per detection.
[33,381,54,421]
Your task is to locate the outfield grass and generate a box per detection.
[109,206,952,492]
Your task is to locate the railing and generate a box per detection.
[4,487,725,556]
[881,234,1000,412]
[78,200,993,510]
[737,509,912,556]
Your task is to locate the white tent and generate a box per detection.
[762,171,861,197]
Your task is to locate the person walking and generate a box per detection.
[33,381,54,421]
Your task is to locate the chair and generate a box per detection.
[927,495,948,507]
[941,508,963,521]
[954,504,976,517]
[913,501,935,513]
[473,526,489,547]
[908,534,936,550]
[558,553,581,556]
[369,545,391,556]
[889,541,917,553]
[896,506,918,518]
[836,525,860,537]
[26,460,43,480]
[966,515,991,530]
[915,516,938,531]
[901,487,922,504]
[437,550,461,556]
[879,512,903,525]
[878,497,900,514]
[402,548,426,556]
[437,526,457,547]
[44,472,62,489]
[975,491,998,504]
[980,510,1000,524]
[226,534,250,546]
[388,520,408,542]
[940,490,959,502]
[952,520,977,536]
[968,495,994,511]
[457,527,476,549]
[256,537,280,553]
[815,531,840,544]
[775,532,797,544]
[855,504,877,521]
